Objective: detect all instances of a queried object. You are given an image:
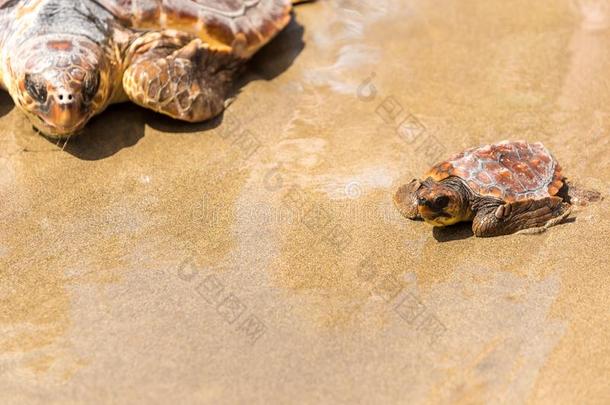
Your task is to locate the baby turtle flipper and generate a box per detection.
[472,197,571,237]
[122,31,242,123]
[393,179,423,220]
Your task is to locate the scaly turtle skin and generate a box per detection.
[394,140,573,237]
[0,0,310,138]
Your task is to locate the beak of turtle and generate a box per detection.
[417,199,434,217]
[417,197,451,219]
[45,91,87,133]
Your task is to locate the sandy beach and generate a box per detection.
[1,0,609,403]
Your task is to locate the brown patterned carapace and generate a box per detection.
[426,141,564,202]
[98,0,292,58]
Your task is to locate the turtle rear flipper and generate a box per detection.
[123,31,241,122]
[472,197,571,237]
[557,180,603,206]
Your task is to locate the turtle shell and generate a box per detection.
[426,141,564,202]
[98,0,293,58]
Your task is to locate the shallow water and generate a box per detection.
[1,0,609,403]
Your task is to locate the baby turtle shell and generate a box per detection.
[425,140,564,202]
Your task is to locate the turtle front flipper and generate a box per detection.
[393,179,423,220]
[122,31,242,123]
[472,197,571,237]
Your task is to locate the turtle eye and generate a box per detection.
[24,74,48,103]
[82,71,100,103]
[434,196,450,208]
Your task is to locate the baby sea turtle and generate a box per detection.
[394,140,578,237]
[0,0,310,138]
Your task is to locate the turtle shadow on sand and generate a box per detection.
[432,222,475,242]
[61,103,146,160]
[243,16,306,82]
[54,98,226,160]
[60,17,306,159]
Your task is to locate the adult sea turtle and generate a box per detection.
[0,0,311,138]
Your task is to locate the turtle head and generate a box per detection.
[416,178,471,226]
[394,177,471,227]
[9,36,113,138]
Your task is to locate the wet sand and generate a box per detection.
[1,0,609,403]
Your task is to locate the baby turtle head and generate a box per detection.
[415,179,467,226]
[9,36,113,138]
[394,178,472,226]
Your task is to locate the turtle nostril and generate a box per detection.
[57,93,74,103]
[417,197,427,206]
